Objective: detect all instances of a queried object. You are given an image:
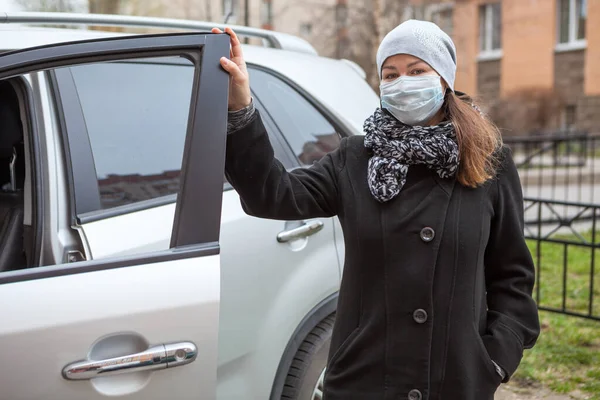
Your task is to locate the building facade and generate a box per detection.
[130,0,598,134]
[431,0,598,134]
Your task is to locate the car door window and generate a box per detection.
[73,60,294,198]
[248,68,341,166]
[251,95,295,169]
[223,94,293,186]
[69,57,193,210]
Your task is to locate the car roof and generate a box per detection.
[0,25,378,134]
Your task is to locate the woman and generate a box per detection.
[213,19,540,400]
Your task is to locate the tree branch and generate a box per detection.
[15,0,75,12]
[274,1,336,19]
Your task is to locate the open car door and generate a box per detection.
[0,33,229,400]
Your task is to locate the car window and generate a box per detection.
[248,68,341,166]
[69,57,193,209]
[251,97,294,168]
[223,94,293,185]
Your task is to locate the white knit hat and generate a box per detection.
[376,19,457,91]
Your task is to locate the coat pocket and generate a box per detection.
[473,327,504,386]
[326,326,361,371]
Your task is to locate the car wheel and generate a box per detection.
[281,314,335,400]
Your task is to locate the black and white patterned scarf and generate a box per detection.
[364,108,459,203]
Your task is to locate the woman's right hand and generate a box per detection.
[212,27,252,112]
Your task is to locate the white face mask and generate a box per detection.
[380,75,445,126]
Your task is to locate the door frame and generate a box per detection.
[0,32,230,284]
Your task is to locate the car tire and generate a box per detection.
[281,314,335,400]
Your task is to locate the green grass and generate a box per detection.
[528,233,600,316]
[511,233,600,398]
[514,311,600,398]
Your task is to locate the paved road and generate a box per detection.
[522,184,599,205]
[520,184,599,238]
[496,384,575,400]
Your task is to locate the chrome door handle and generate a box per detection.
[277,220,324,243]
[62,341,197,380]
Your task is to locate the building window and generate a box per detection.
[223,0,237,23]
[430,5,453,37]
[558,0,587,48]
[261,0,273,29]
[479,3,502,57]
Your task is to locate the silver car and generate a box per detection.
[0,12,379,400]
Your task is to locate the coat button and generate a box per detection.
[420,227,435,242]
[413,309,428,324]
[408,389,422,400]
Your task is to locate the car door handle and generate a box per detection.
[277,220,324,243]
[62,341,197,380]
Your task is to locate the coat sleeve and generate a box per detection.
[482,146,541,382]
[224,109,345,220]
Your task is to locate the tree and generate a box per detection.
[342,0,449,88]
[277,0,410,89]
[87,0,128,31]
[15,0,76,12]
[15,0,126,17]
[88,0,122,14]
[124,0,215,24]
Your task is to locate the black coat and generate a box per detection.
[225,111,540,400]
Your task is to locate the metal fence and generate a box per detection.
[505,134,600,321]
[504,133,600,205]
[523,198,599,321]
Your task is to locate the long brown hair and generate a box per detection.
[444,91,503,187]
